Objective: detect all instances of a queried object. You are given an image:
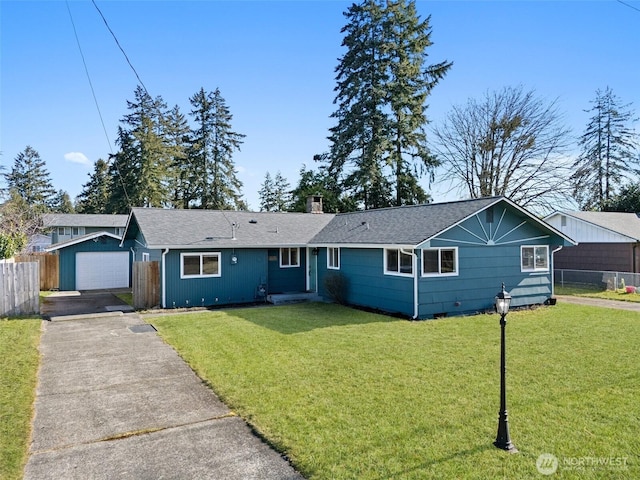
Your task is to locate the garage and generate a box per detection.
[76,251,130,290]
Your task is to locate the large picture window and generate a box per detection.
[181,252,221,278]
[521,245,549,272]
[422,247,458,276]
[280,247,300,268]
[327,247,340,270]
[385,248,413,276]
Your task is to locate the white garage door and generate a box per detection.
[76,252,130,290]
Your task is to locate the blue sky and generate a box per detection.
[1,0,638,210]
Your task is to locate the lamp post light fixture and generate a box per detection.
[494,283,518,453]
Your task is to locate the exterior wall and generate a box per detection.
[58,238,133,290]
[317,247,414,317]
[546,214,633,243]
[267,248,307,294]
[553,242,637,272]
[52,226,121,244]
[164,248,271,308]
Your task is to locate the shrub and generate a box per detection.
[323,272,348,305]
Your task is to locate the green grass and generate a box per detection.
[0,319,41,480]
[149,303,639,479]
[556,284,640,303]
[115,292,134,306]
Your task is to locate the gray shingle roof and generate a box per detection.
[310,197,503,245]
[562,211,640,241]
[43,213,128,228]
[128,208,336,249]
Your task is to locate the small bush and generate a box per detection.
[323,272,348,304]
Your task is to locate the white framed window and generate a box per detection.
[521,245,549,272]
[280,247,300,268]
[422,247,458,277]
[384,248,413,276]
[142,252,150,262]
[327,247,340,270]
[72,227,84,236]
[181,252,221,278]
[58,227,71,236]
[115,227,124,236]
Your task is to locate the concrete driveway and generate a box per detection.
[24,312,303,479]
[41,289,134,319]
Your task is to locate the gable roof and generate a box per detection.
[311,196,575,247]
[545,211,640,242]
[46,231,123,252]
[124,208,336,249]
[43,213,128,228]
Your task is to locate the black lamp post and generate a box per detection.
[494,283,518,453]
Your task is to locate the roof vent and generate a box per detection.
[249,219,257,224]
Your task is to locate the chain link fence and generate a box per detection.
[554,269,640,291]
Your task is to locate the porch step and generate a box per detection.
[266,292,321,305]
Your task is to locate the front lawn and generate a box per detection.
[149,303,639,479]
[556,284,640,303]
[0,319,41,480]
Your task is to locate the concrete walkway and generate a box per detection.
[24,313,303,480]
[556,294,640,312]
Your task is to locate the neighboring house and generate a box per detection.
[43,213,128,244]
[544,211,640,273]
[122,196,574,318]
[26,233,52,253]
[46,232,134,290]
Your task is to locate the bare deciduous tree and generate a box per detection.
[432,86,573,213]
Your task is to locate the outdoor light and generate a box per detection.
[494,283,517,453]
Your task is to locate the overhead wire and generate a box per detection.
[617,0,640,13]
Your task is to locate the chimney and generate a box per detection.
[306,195,323,214]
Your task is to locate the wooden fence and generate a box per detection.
[0,262,40,316]
[15,253,59,291]
[133,261,160,309]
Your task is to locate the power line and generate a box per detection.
[617,0,640,13]
[66,0,132,209]
[91,0,150,96]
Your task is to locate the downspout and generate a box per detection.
[401,248,419,319]
[551,246,563,298]
[161,248,169,308]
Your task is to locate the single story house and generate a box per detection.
[43,213,128,245]
[544,211,640,273]
[122,196,574,318]
[26,233,51,253]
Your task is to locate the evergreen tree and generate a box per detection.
[164,104,192,208]
[572,87,639,210]
[289,163,356,213]
[4,146,56,212]
[259,171,291,212]
[52,190,75,213]
[76,159,111,213]
[327,0,450,209]
[188,87,245,209]
[106,86,169,212]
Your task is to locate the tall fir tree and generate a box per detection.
[4,146,56,212]
[106,86,169,212]
[76,159,111,213]
[52,190,75,213]
[259,171,291,211]
[572,87,639,210]
[188,87,245,210]
[164,104,192,208]
[327,0,450,209]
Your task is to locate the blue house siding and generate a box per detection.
[267,248,307,294]
[318,248,414,317]
[164,249,269,308]
[58,238,133,290]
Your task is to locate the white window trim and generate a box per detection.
[280,247,300,268]
[142,252,150,262]
[327,247,340,270]
[180,252,222,279]
[520,245,549,272]
[58,227,71,236]
[384,248,414,277]
[421,247,459,277]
